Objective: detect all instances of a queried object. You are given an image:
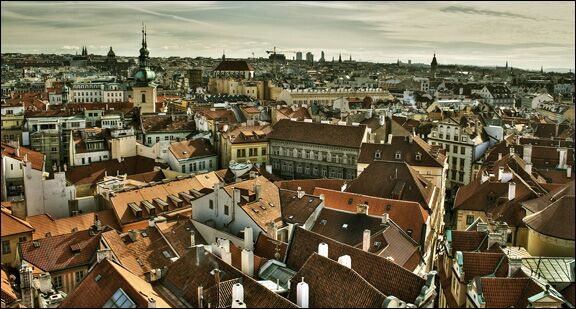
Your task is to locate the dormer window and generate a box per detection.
[375,150,381,159]
[415,152,422,161]
[395,151,401,160]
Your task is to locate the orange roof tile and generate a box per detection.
[1,207,34,237]
[26,210,120,240]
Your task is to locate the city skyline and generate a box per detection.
[1,1,575,71]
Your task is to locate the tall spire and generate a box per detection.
[222,49,226,61]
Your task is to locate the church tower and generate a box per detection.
[133,25,157,114]
[430,53,438,78]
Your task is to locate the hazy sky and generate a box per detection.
[2,1,574,70]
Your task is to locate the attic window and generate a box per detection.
[342,224,348,230]
[252,208,259,214]
[268,202,274,207]
[348,198,353,205]
[162,250,172,258]
[415,152,422,161]
[374,241,382,248]
[308,199,313,203]
[406,229,413,237]
[386,204,392,211]
[260,205,266,210]
[375,151,381,159]
[95,274,102,282]
[320,219,327,225]
[395,151,402,160]
[33,241,40,248]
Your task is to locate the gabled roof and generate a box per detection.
[275,178,348,195]
[285,227,426,303]
[287,253,387,308]
[155,218,207,257]
[523,195,575,240]
[269,119,367,149]
[479,277,545,308]
[1,143,44,171]
[522,181,574,214]
[161,246,297,308]
[59,259,172,308]
[358,136,445,168]
[449,230,488,253]
[20,228,104,272]
[26,210,120,240]
[461,251,508,283]
[279,189,323,224]
[345,160,434,210]
[168,139,216,161]
[1,207,34,237]
[254,233,287,261]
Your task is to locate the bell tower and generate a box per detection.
[133,24,157,115]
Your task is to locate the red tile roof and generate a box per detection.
[523,195,575,240]
[27,210,120,240]
[1,267,19,305]
[279,189,323,224]
[168,139,216,160]
[20,228,103,272]
[461,251,508,282]
[1,207,34,237]
[1,143,44,171]
[254,233,287,261]
[479,277,544,308]
[358,136,445,168]
[269,119,367,149]
[59,259,172,308]
[275,178,348,195]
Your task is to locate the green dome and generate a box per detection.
[134,68,156,85]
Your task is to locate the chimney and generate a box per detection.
[379,114,386,126]
[523,144,532,164]
[362,230,371,252]
[96,248,111,263]
[249,171,256,179]
[558,148,568,169]
[148,217,155,227]
[525,163,533,175]
[297,186,305,199]
[498,167,504,181]
[197,286,204,308]
[147,297,156,309]
[387,133,393,144]
[189,231,196,248]
[38,273,52,294]
[510,147,515,156]
[382,213,389,225]
[221,250,232,265]
[508,256,522,277]
[567,165,572,178]
[477,222,488,233]
[241,249,254,277]
[10,198,27,220]
[253,183,261,200]
[15,145,20,157]
[127,230,137,242]
[244,227,253,251]
[498,153,502,161]
[318,242,328,257]
[213,269,221,285]
[481,172,489,184]
[296,278,309,308]
[19,265,34,308]
[508,182,516,200]
[356,203,369,215]
[233,188,241,208]
[232,283,244,303]
[338,255,352,268]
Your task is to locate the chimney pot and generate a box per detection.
[567,165,572,178]
[337,255,352,268]
[318,242,329,257]
[296,278,309,308]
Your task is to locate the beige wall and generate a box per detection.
[2,232,32,267]
[455,210,487,231]
[526,228,575,257]
[110,135,137,160]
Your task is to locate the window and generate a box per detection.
[209,200,214,210]
[182,165,186,173]
[53,276,63,289]
[75,271,85,284]
[189,163,193,171]
[507,232,513,243]
[2,240,10,254]
[395,151,401,160]
[406,229,413,237]
[224,205,229,215]
[141,93,146,103]
[447,134,451,141]
[462,136,467,142]
[415,152,422,161]
[453,145,458,154]
[461,147,465,155]
[209,160,212,169]
[439,133,444,139]
[156,137,160,143]
[261,148,266,156]
[297,165,303,173]
[460,158,465,168]
[452,170,457,180]
[452,157,457,167]
[193,162,197,171]
[18,236,27,243]
[147,137,152,144]
[459,171,464,182]
[466,215,474,225]
[375,151,381,159]
[103,288,136,308]
[10,164,13,170]
[164,136,169,141]
[454,134,458,141]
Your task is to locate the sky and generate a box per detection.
[2,1,574,71]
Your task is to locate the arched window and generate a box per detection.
[142,93,146,103]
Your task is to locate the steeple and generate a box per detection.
[138,24,150,68]
[505,61,508,69]
[349,54,352,62]
[540,66,543,73]
[431,53,438,67]
[338,53,342,63]
[222,50,226,61]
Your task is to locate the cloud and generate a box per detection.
[61,45,80,50]
[440,5,537,20]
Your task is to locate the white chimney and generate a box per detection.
[508,182,516,200]
[297,186,305,199]
[190,231,196,248]
[379,114,385,126]
[362,230,371,252]
[241,249,254,277]
[481,172,489,184]
[387,134,393,144]
[296,278,309,308]
[498,153,503,160]
[498,167,504,181]
[558,148,568,169]
[253,183,261,200]
[38,273,52,294]
[148,217,155,227]
[197,286,204,308]
[523,144,532,164]
[382,213,389,224]
[525,163,533,175]
[244,227,253,251]
[338,255,352,268]
[508,256,522,277]
[567,165,572,178]
[221,250,232,265]
[232,283,244,303]
[232,300,247,308]
[147,297,156,308]
[318,242,329,257]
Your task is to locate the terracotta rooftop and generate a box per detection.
[59,259,172,308]
[285,227,427,303]
[19,228,104,272]
[448,230,488,254]
[101,227,177,278]
[279,189,323,225]
[168,139,216,161]
[479,277,545,308]
[523,195,575,240]
[461,251,509,283]
[358,135,446,168]
[155,218,207,257]
[275,178,348,195]
[161,246,297,308]
[66,156,167,186]
[220,125,272,144]
[1,143,44,171]
[254,232,287,261]
[269,119,367,149]
[276,106,312,121]
[287,253,387,308]
[1,267,18,306]
[141,114,196,133]
[313,188,429,245]
[522,181,574,214]
[26,209,120,240]
[1,207,34,237]
[196,108,239,123]
[344,161,435,210]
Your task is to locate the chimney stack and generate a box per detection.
[221,250,232,265]
[197,286,204,308]
[498,153,503,161]
[498,166,504,181]
[523,144,532,164]
[190,231,196,248]
[244,227,253,251]
[318,242,329,257]
[387,134,393,144]
[508,182,516,200]
[213,269,221,285]
[382,213,389,225]
[362,230,371,252]
[558,148,568,169]
[128,230,137,242]
[241,249,254,277]
[297,186,305,199]
[253,183,261,200]
[296,278,309,308]
[567,165,572,178]
[525,163,533,175]
[508,256,522,277]
[232,283,244,303]
[337,255,352,268]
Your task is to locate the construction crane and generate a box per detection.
[265,46,298,55]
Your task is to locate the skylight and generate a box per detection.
[102,288,136,308]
